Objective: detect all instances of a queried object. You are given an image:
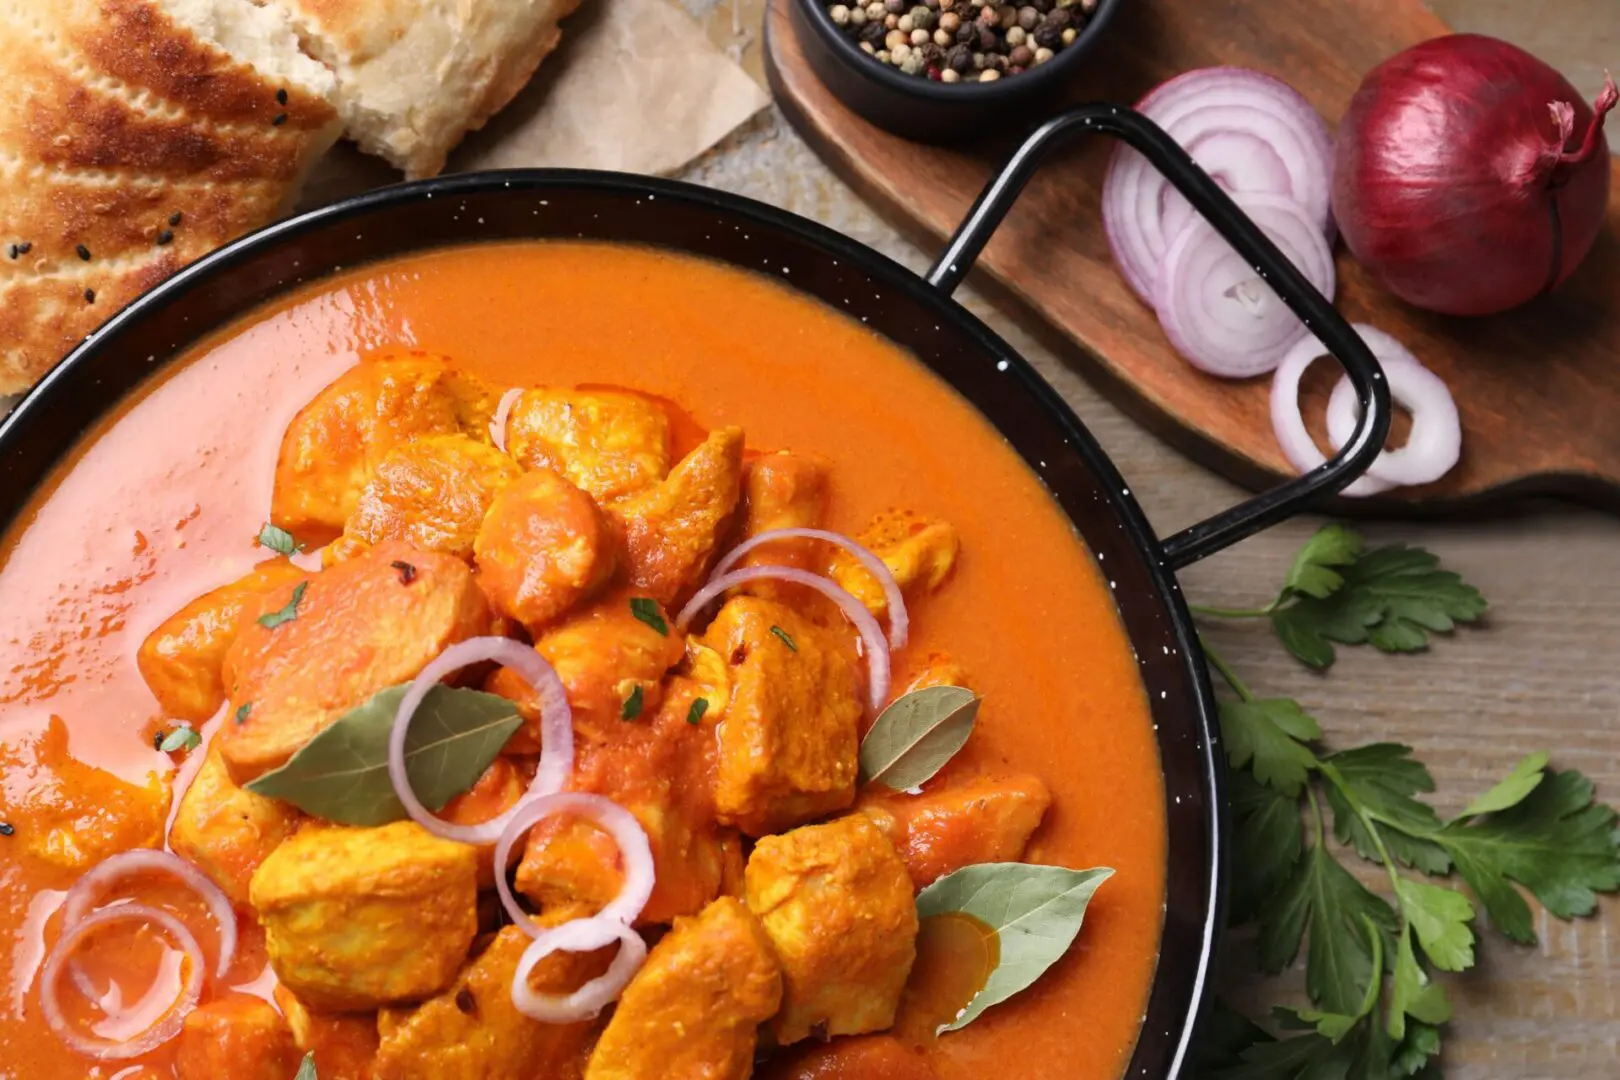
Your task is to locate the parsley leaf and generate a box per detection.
[1229,771,1303,924]
[1320,746,1450,874]
[1395,877,1475,971]
[1436,768,1620,944]
[158,724,201,753]
[686,697,709,726]
[234,702,252,725]
[628,597,668,636]
[770,625,798,652]
[1284,524,1364,600]
[1388,927,1451,1039]
[257,522,301,556]
[1459,750,1548,818]
[1270,545,1486,669]
[620,685,645,721]
[1219,698,1321,797]
[1259,826,1398,1014]
[257,581,307,629]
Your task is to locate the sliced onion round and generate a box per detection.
[493,792,655,937]
[1324,348,1460,488]
[390,636,574,845]
[60,851,236,980]
[1155,191,1336,378]
[490,388,524,454]
[676,566,890,711]
[41,903,205,1060]
[510,916,648,1024]
[1103,67,1335,303]
[1270,325,1399,497]
[712,528,908,649]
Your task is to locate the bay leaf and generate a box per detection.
[246,684,522,827]
[916,862,1115,1033]
[859,685,979,790]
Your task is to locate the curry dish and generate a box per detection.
[0,243,1167,1080]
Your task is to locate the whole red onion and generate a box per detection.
[1332,34,1616,316]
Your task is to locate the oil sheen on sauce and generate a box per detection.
[0,242,1167,1079]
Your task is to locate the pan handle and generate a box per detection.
[925,105,1391,571]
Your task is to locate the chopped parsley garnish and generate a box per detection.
[686,698,710,726]
[629,597,668,636]
[235,702,253,725]
[257,581,307,629]
[159,724,202,753]
[257,522,301,556]
[770,625,798,652]
[391,560,417,585]
[620,685,645,721]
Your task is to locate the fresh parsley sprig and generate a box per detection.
[1191,525,1487,669]
[1197,526,1620,1079]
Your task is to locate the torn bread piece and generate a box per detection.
[261,0,584,179]
[0,0,339,394]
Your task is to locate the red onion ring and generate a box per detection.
[60,851,236,980]
[510,916,647,1024]
[676,566,890,711]
[1104,67,1335,302]
[389,636,574,845]
[1155,192,1336,379]
[40,904,204,1060]
[712,528,909,649]
[1270,326,1398,497]
[1324,345,1460,487]
[490,388,524,454]
[492,792,655,937]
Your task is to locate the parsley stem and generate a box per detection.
[1188,603,1275,620]
[1198,637,1255,702]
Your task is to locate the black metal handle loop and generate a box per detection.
[927,105,1391,570]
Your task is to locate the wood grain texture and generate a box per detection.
[763,0,1620,513]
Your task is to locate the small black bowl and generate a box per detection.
[786,0,1124,142]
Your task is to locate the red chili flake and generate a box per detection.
[390,560,417,585]
[454,988,476,1014]
[927,66,943,80]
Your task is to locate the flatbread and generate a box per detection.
[0,0,340,394]
[263,0,584,179]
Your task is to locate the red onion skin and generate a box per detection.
[1332,34,1615,316]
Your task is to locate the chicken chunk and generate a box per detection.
[340,433,523,559]
[757,1035,939,1080]
[856,773,1050,890]
[220,542,492,783]
[0,717,169,872]
[586,897,782,1080]
[518,692,733,924]
[703,597,863,836]
[745,815,918,1044]
[607,427,744,608]
[897,652,973,698]
[829,510,959,621]
[485,594,685,751]
[272,354,498,544]
[374,926,603,1080]
[506,388,672,503]
[175,996,301,1080]
[473,469,616,631]
[137,560,308,723]
[275,986,381,1080]
[169,741,301,906]
[250,820,479,1011]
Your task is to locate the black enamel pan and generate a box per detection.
[0,105,1390,1079]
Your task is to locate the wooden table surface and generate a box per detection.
[681,0,1619,1074]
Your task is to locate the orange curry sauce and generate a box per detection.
[0,243,1167,1079]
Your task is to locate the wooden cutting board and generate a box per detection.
[763,0,1620,512]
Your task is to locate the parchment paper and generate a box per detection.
[299,0,770,208]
